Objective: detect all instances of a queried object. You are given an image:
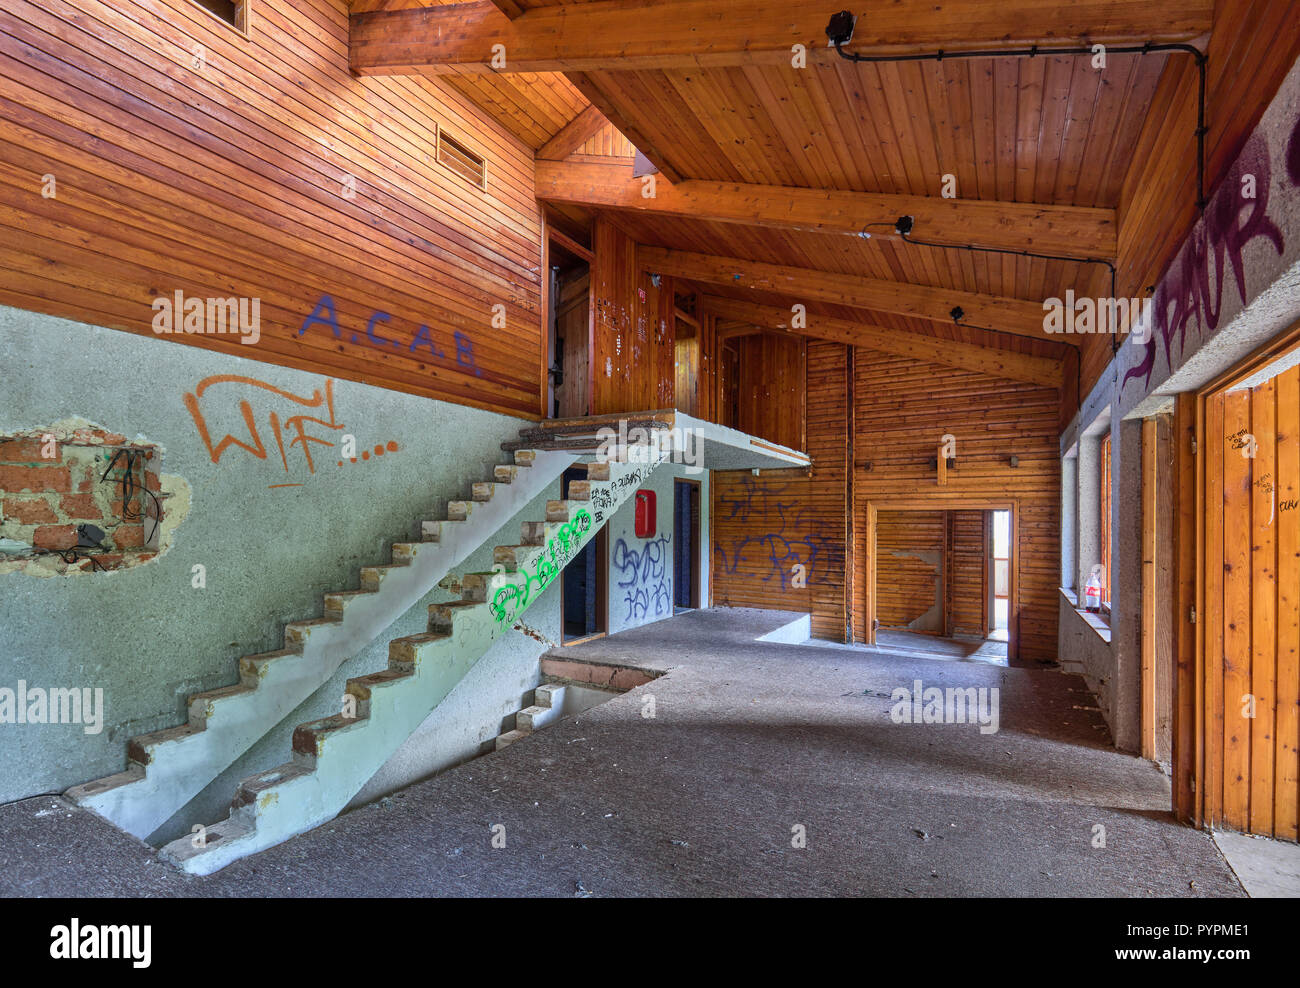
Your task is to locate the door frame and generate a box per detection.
[864,497,1020,663]
[673,477,702,609]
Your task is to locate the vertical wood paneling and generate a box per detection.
[710,341,846,639]
[1275,367,1300,841]
[732,333,805,452]
[590,215,674,414]
[1203,366,1300,838]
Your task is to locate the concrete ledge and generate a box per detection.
[755,614,811,644]
[540,657,659,691]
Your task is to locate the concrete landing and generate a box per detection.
[0,608,1243,897]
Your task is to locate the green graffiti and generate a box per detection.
[489,508,593,624]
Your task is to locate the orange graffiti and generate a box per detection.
[183,375,346,476]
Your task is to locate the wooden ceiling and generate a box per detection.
[344,0,1248,390]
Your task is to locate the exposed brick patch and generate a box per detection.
[112,524,146,549]
[1,426,168,574]
[33,525,77,550]
[58,493,102,519]
[2,497,57,524]
[0,464,71,493]
[0,438,59,463]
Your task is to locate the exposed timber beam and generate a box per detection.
[486,0,525,17]
[703,296,1063,388]
[537,105,610,161]
[639,246,1073,345]
[538,160,1116,259]
[349,0,1212,74]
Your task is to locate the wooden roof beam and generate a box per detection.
[537,105,610,161]
[539,160,1116,259]
[350,0,1212,74]
[702,296,1064,388]
[639,246,1075,345]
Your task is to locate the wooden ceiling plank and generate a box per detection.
[702,295,1063,387]
[537,159,1118,258]
[349,0,1214,74]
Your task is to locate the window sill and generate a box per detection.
[1060,588,1111,643]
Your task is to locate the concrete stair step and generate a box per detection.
[495,729,527,750]
[157,454,662,874]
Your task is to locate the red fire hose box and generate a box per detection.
[634,489,656,538]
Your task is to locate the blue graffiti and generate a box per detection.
[298,294,481,376]
[713,475,840,590]
[612,532,672,622]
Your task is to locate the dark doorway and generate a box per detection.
[561,466,606,642]
[673,479,701,612]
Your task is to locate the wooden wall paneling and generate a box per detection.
[1275,366,1300,842]
[709,340,847,639]
[589,215,674,414]
[948,509,987,637]
[1204,388,1225,829]
[1142,414,1178,767]
[0,0,546,415]
[1142,417,1158,760]
[875,510,945,631]
[555,269,590,417]
[1172,392,1198,823]
[1249,377,1277,835]
[1220,389,1253,832]
[731,332,806,451]
[851,353,1060,661]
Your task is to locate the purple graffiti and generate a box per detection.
[713,475,841,590]
[1124,132,1288,392]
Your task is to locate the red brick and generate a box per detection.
[0,438,59,463]
[2,497,57,524]
[77,465,96,493]
[146,471,161,492]
[0,464,71,493]
[112,524,146,548]
[33,525,76,550]
[90,553,123,571]
[59,494,102,520]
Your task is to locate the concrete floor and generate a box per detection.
[0,608,1244,897]
[1213,831,1300,896]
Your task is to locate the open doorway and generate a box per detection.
[547,231,592,419]
[560,466,606,643]
[988,510,1011,642]
[673,479,701,613]
[865,500,1018,663]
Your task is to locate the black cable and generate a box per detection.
[830,30,1208,358]
[102,448,162,545]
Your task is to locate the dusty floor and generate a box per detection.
[0,608,1243,897]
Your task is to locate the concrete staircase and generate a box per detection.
[158,448,665,874]
[495,681,570,750]
[66,445,577,841]
[494,679,621,750]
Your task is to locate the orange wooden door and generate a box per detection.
[1202,365,1300,841]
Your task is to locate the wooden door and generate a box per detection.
[1201,365,1300,840]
